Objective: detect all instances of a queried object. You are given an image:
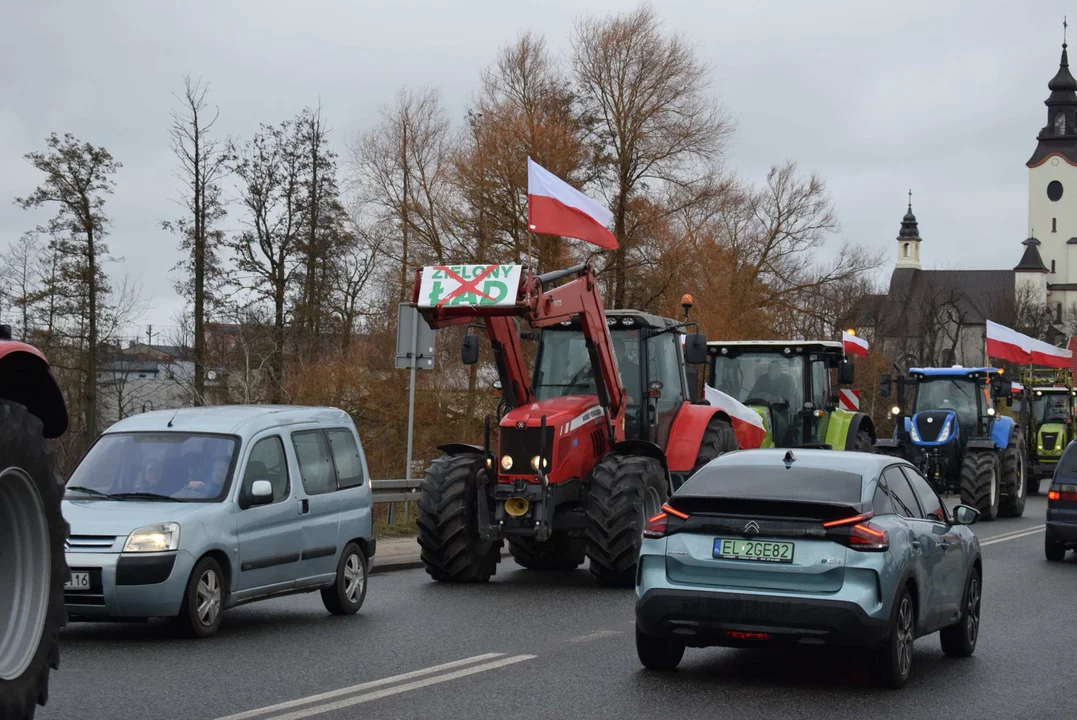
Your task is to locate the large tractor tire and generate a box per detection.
[854,430,874,453]
[960,451,1001,521]
[0,400,68,720]
[998,431,1027,518]
[508,534,586,571]
[416,453,500,583]
[690,417,738,475]
[585,453,667,588]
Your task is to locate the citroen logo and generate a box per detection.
[64,540,71,551]
[744,520,760,535]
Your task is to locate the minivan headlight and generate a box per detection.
[123,522,180,552]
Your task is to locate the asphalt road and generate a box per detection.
[38,495,1073,720]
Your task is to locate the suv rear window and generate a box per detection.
[679,465,864,503]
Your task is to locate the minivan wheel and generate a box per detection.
[873,587,915,689]
[176,557,224,639]
[322,543,367,615]
[1045,535,1067,562]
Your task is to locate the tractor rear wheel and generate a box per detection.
[998,431,1027,518]
[585,453,667,588]
[509,535,586,571]
[416,453,500,583]
[0,400,68,720]
[960,451,1001,521]
[690,417,738,476]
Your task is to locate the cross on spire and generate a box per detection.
[908,188,912,210]
[1065,16,1068,47]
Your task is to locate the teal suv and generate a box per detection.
[634,450,984,688]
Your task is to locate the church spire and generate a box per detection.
[895,191,921,270]
[1028,21,1077,166]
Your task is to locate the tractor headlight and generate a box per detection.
[910,421,922,443]
[890,406,901,416]
[530,455,548,471]
[987,407,996,417]
[123,523,180,553]
[937,417,954,444]
[500,455,513,471]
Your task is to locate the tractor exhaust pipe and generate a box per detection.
[536,264,587,288]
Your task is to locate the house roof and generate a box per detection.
[859,267,1016,335]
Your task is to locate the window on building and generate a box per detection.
[1053,259,1057,273]
[903,243,910,258]
[1053,218,1058,233]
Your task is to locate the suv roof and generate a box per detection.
[102,405,354,439]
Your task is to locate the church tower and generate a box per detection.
[895,193,921,270]
[1027,25,1077,308]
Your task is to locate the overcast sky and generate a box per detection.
[1,0,1070,340]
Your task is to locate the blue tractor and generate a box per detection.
[874,366,1027,520]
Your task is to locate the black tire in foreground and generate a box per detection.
[322,542,368,615]
[873,585,915,689]
[508,535,586,571]
[960,451,1001,521]
[1045,534,1067,562]
[585,452,667,588]
[939,566,981,658]
[175,556,225,639]
[635,625,684,671]
[0,400,68,720]
[416,453,500,583]
[690,417,738,475]
[998,431,1027,518]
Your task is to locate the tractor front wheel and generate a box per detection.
[691,417,738,475]
[416,453,500,583]
[998,431,1027,518]
[509,534,586,571]
[585,453,666,588]
[960,451,1001,521]
[855,430,874,454]
[0,400,68,720]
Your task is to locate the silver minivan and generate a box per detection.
[60,405,375,637]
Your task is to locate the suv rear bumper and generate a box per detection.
[635,588,890,649]
[1047,520,1077,543]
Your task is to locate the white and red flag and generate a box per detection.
[986,320,1072,369]
[842,331,869,358]
[527,157,618,250]
[704,385,768,449]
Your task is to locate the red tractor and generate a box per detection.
[411,263,746,587]
[0,324,69,720]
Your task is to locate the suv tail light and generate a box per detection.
[642,504,688,539]
[1048,483,1077,502]
[822,512,889,551]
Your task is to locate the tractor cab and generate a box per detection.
[533,310,693,446]
[704,341,866,450]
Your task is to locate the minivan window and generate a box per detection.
[65,432,238,502]
[243,436,290,503]
[327,429,365,489]
[292,431,335,495]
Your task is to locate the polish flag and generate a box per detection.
[842,331,869,358]
[704,385,768,449]
[986,320,1072,369]
[527,158,618,250]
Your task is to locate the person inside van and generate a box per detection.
[185,454,231,497]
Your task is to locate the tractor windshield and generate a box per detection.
[533,329,641,427]
[914,379,981,432]
[710,353,804,410]
[1033,391,1072,424]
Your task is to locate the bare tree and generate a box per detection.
[163,76,230,405]
[572,3,733,306]
[16,132,122,440]
[1,232,42,339]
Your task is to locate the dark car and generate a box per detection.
[635,449,984,688]
[1046,441,1077,561]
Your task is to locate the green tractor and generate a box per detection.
[1012,368,1077,494]
[702,340,876,452]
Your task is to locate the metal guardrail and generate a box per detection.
[369,478,422,524]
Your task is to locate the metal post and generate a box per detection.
[404,311,420,524]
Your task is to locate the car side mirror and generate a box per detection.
[994,380,1013,400]
[838,359,855,385]
[683,333,707,365]
[952,504,979,526]
[879,373,891,398]
[248,480,274,507]
[461,335,480,365]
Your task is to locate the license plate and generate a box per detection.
[713,538,794,563]
[65,571,91,591]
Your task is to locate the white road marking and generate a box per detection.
[980,525,1046,546]
[259,654,537,720]
[215,653,506,720]
[567,629,621,643]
